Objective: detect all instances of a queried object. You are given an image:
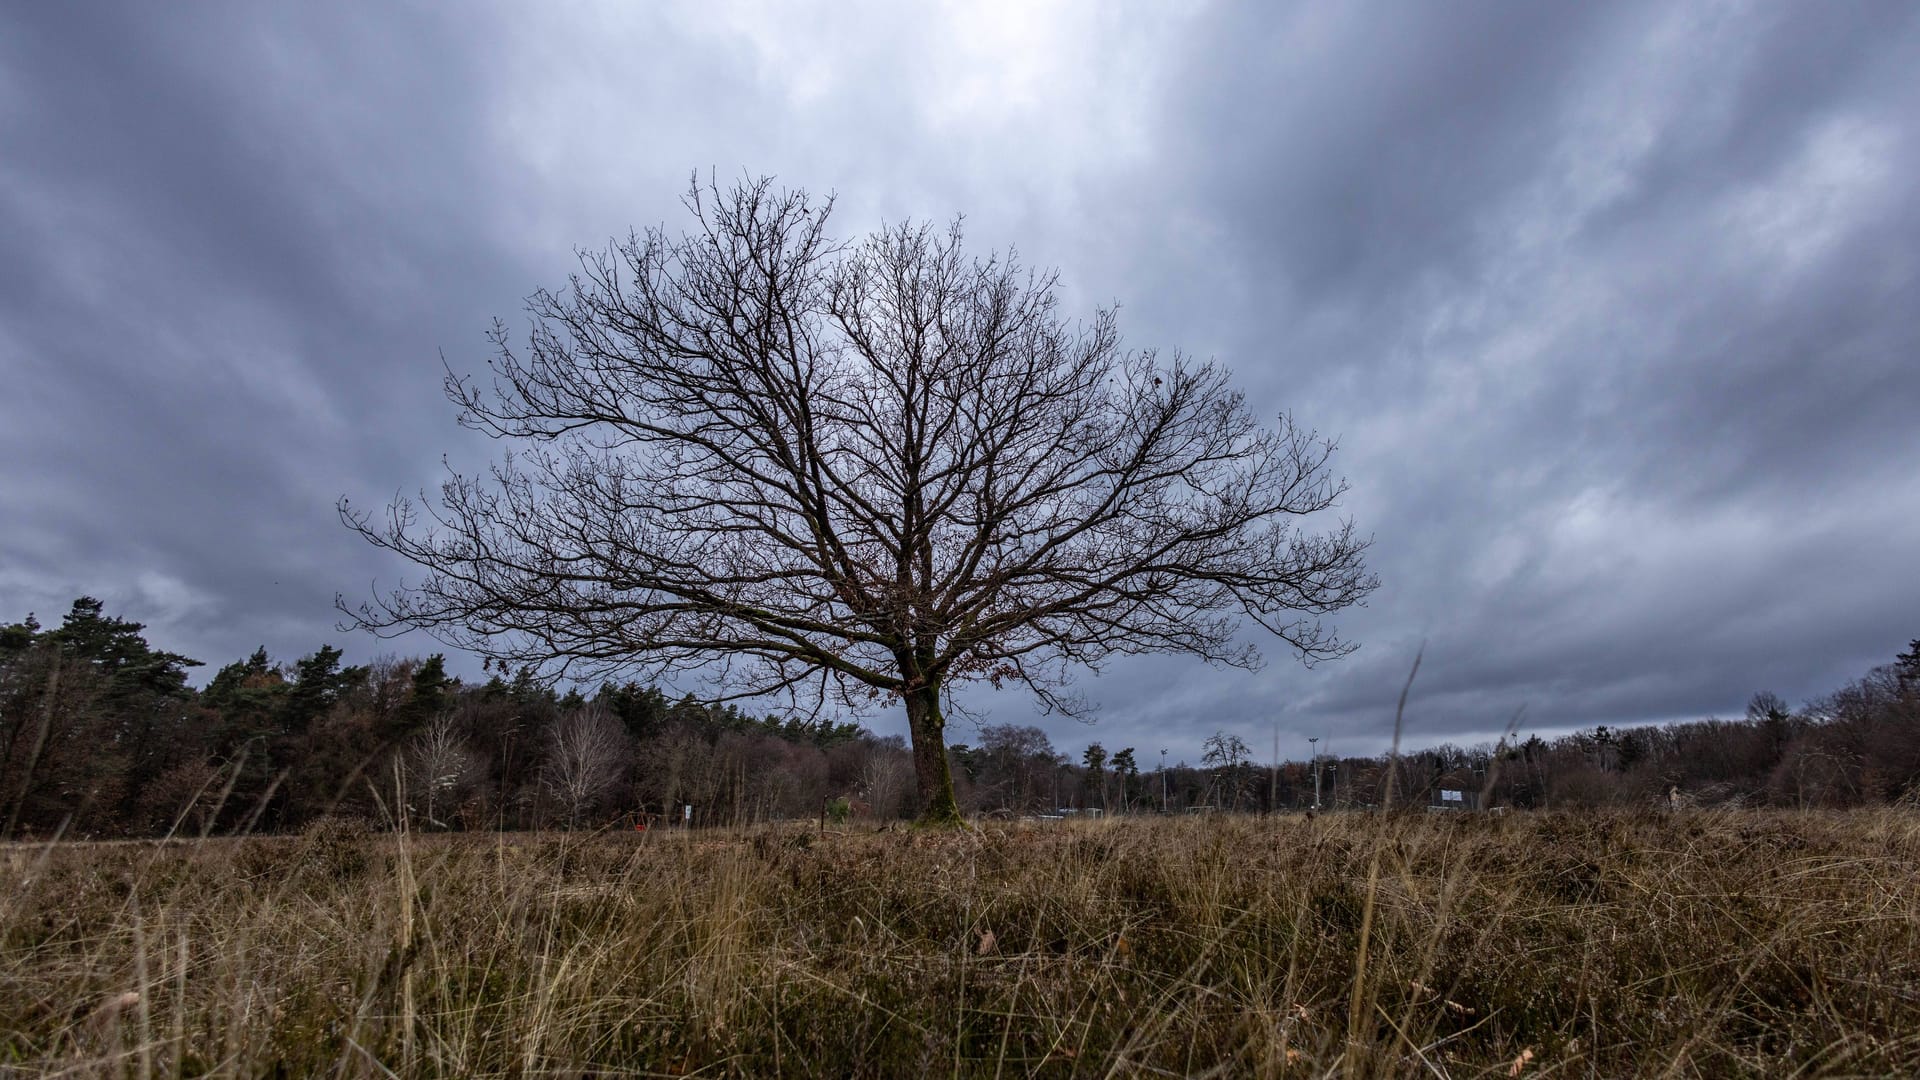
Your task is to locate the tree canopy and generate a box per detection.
[343,175,1377,822]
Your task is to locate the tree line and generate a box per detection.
[1114,643,1920,815]
[0,597,884,839]
[4,597,1916,838]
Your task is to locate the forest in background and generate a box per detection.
[3,596,1917,839]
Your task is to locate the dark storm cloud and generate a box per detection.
[1080,0,1920,758]
[0,2,529,666]
[2,1,1915,763]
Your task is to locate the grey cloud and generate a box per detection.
[0,3,520,665]
[2,1,1915,764]
[1078,1,1920,753]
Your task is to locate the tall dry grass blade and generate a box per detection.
[198,738,254,840]
[1348,644,1420,1074]
[236,767,291,836]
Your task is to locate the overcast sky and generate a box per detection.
[3,1,1916,763]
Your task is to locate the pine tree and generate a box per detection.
[285,645,365,733]
[1896,640,1920,688]
[393,654,453,737]
[1082,743,1108,811]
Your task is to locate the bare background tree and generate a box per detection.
[406,713,482,830]
[1202,732,1253,811]
[541,705,627,829]
[859,746,911,820]
[344,175,1376,824]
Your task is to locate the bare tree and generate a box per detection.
[542,705,628,829]
[974,723,1058,815]
[406,713,481,830]
[1202,732,1252,811]
[343,175,1375,825]
[859,744,911,820]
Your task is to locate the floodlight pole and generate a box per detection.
[1160,749,1168,812]
[1308,736,1321,811]
[1270,721,1280,814]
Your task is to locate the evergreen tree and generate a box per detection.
[285,645,365,733]
[0,614,39,653]
[1896,640,1920,688]
[1082,743,1108,811]
[1111,747,1138,811]
[4,598,199,837]
[49,597,200,697]
[393,654,453,737]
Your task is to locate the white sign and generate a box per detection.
[683,805,693,822]
[1441,789,1464,803]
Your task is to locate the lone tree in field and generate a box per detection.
[343,176,1375,825]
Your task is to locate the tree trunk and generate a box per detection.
[904,681,962,826]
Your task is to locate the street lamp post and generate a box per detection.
[1160,749,1168,812]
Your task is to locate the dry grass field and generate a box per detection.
[4,810,1918,1077]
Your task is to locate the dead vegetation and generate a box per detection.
[3,809,1918,1077]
